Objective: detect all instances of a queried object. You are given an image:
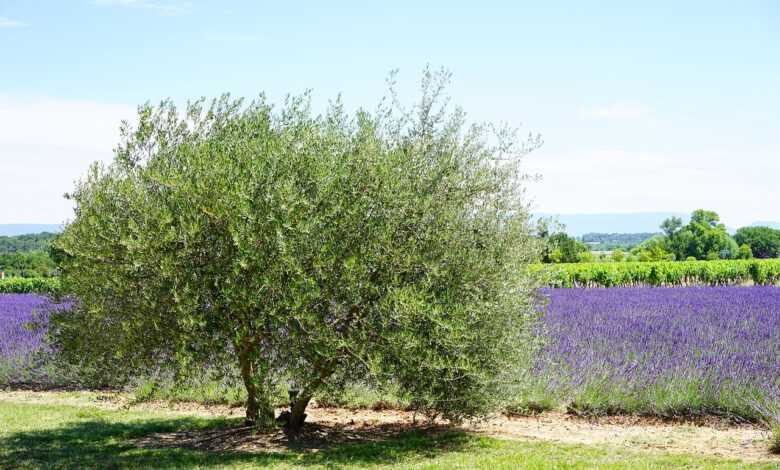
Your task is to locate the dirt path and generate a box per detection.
[1,390,777,463]
[474,412,774,463]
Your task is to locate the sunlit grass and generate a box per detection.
[0,399,775,469]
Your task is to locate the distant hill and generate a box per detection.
[0,232,59,255]
[535,212,687,237]
[580,232,659,251]
[0,224,62,237]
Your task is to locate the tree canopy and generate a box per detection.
[535,220,590,263]
[51,69,542,430]
[661,210,737,261]
[735,226,780,259]
[631,235,674,262]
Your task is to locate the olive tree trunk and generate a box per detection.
[288,393,312,431]
[285,360,337,432]
[238,342,275,428]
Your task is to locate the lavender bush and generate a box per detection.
[0,294,68,385]
[528,287,780,420]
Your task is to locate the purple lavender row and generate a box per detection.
[0,294,65,383]
[3,288,780,417]
[536,287,780,411]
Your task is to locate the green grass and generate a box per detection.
[0,399,775,469]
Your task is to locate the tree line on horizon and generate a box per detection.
[0,232,58,277]
[539,210,780,263]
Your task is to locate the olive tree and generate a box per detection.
[51,69,542,430]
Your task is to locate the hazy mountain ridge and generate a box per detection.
[535,213,779,237]
[535,212,688,237]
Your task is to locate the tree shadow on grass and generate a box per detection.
[0,415,473,469]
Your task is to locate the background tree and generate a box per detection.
[540,232,590,263]
[734,226,780,259]
[661,210,737,260]
[660,216,683,238]
[50,69,543,431]
[631,236,674,262]
[737,244,754,260]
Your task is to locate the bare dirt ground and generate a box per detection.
[1,390,778,463]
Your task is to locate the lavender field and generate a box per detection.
[0,294,63,384]
[532,286,780,419]
[3,288,780,421]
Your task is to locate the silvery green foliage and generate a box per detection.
[52,68,542,427]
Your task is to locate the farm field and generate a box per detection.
[0,294,66,384]
[535,259,780,288]
[4,2,779,466]
[4,287,779,420]
[4,258,780,295]
[2,286,780,465]
[0,277,60,294]
[526,287,780,420]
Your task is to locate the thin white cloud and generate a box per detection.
[579,103,650,120]
[0,16,26,28]
[92,0,189,15]
[0,96,136,223]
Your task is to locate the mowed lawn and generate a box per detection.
[0,398,775,469]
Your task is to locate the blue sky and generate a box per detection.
[1,1,778,227]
